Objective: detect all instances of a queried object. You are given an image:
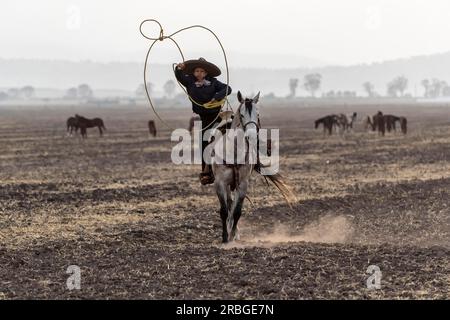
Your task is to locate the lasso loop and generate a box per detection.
[140,19,232,131]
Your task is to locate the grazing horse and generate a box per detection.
[385,115,407,135]
[75,114,106,138]
[363,115,373,131]
[188,116,201,133]
[212,91,296,243]
[346,112,357,130]
[334,113,349,133]
[148,120,157,137]
[367,113,407,135]
[383,115,400,133]
[335,112,358,133]
[66,116,79,136]
[372,111,385,136]
[399,117,407,134]
[315,115,336,135]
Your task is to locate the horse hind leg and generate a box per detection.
[215,182,230,243]
[229,180,248,241]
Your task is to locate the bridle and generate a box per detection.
[239,99,260,132]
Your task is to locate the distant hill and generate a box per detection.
[2,52,450,97]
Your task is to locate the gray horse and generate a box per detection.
[211,91,296,243]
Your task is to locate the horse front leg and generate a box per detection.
[98,126,103,137]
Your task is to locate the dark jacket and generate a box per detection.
[175,68,232,115]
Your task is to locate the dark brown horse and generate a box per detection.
[315,115,337,135]
[75,114,106,138]
[148,120,157,137]
[66,116,79,136]
[385,115,407,134]
[399,117,407,134]
[372,111,386,136]
[367,112,407,135]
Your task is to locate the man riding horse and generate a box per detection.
[175,58,232,185]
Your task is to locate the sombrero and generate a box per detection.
[182,57,221,77]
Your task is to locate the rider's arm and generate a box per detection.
[174,67,194,87]
[213,80,232,101]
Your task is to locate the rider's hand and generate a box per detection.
[177,63,185,70]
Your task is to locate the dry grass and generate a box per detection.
[0,104,449,299]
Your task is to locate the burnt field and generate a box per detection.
[0,103,449,299]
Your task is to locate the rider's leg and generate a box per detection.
[199,111,220,184]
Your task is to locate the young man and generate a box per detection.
[175,58,232,185]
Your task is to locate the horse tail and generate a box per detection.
[258,171,297,209]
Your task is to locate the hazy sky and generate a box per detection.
[2,0,450,67]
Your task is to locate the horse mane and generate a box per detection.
[230,103,243,129]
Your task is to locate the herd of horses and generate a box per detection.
[315,111,407,136]
[68,110,407,140]
[67,114,197,139]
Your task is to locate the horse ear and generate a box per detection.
[237,91,244,103]
[253,92,260,104]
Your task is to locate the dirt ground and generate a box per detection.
[0,103,449,299]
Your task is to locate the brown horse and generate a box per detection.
[372,111,385,136]
[366,112,407,135]
[315,115,337,135]
[66,116,79,136]
[148,120,157,137]
[399,117,407,134]
[385,115,407,134]
[75,114,106,138]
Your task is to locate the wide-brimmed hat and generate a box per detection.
[183,57,221,77]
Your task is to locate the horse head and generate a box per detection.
[235,91,260,142]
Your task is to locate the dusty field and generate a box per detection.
[0,103,449,299]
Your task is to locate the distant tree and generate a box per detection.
[442,85,450,97]
[304,73,322,97]
[77,84,94,99]
[343,91,357,98]
[288,78,299,98]
[395,76,408,97]
[7,88,19,99]
[20,86,35,99]
[387,82,398,97]
[135,82,153,98]
[163,80,176,98]
[429,78,447,98]
[363,81,375,97]
[65,87,78,99]
[387,76,408,97]
[264,92,276,99]
[421,79,430,98]
[325,90,335,98]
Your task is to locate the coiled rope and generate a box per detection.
[139,19,232,131]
